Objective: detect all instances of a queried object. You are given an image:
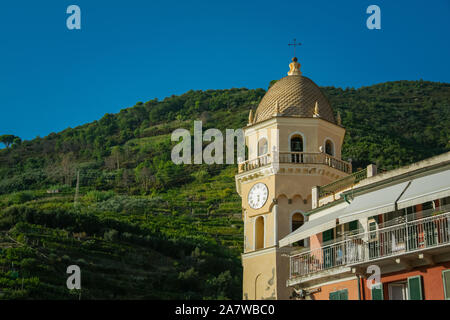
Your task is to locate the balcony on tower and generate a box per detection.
[238,151,352,175]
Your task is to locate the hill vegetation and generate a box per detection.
[0,80,449,299]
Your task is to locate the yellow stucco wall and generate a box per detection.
[242,249,277,300]
[238,116,348,300]
[242,247,293,300]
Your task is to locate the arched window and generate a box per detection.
[255,216,265,250]
[258,138,268,156]
[291,212,304,247]
[290,136,303,152]
[325,139,334,156]
[290,135,304,163]
[291,212,304,231]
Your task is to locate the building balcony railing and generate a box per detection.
[238,154,272,173]
[289,209,450,281]
[238,152,352,174]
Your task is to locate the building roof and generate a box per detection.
[252,74,336,125]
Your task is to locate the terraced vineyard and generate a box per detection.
[0,81,449,299]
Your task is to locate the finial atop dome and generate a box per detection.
[337,111,342,125]
[248,109,254,125]
[313,101,320,117]
[288,57,301,76]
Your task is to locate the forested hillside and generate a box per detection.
[0,80,449,299]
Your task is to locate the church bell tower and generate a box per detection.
[235,57,351,300]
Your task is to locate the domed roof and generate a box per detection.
[253,74,336,125]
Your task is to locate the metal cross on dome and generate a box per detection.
[288,39,302,57]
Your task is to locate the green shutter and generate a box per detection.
[329,291,339,300]
[371,283,383,300]
[339,289,348,300]
[443,270,450,300]
[407,276,423,300]
[322,229,334,242]
[349,221,358,231]
[329,289,348,300]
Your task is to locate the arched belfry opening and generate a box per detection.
[290,135,304,163]
[258,138,268,156]
[255,216,265,250]
[325,139,334,156]
[290,135,303,152]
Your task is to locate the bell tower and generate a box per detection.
[235,57,351,300]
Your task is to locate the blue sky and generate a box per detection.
[0,0,449,141]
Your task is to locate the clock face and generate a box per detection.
[248,183,269,209]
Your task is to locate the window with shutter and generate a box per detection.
[339,289,348,300]
[368,219,378,240]
[329,289,348,300]
[329,291,339,300]
[322,228,334,242]
[442,270,450,300]
[442,196,450,206]
[349,221,358,232]
[388,282,407,300]
[371,283,383,300]
[407,275,423,300]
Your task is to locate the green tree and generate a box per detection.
[0,134,18,148]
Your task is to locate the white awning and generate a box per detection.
[338,181,410,224]
[397,169,450,209]
[278,207,345,247]
[279,169,450,247]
